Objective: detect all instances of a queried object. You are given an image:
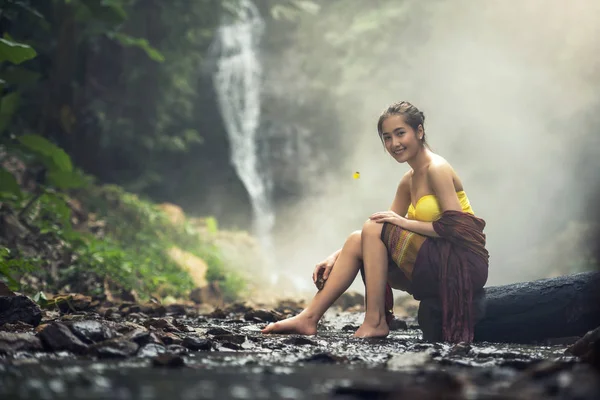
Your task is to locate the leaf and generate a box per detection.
[32,291,49,306]
[47,170,88,189]
[0,36,37,64]
[0,68,41,85]
[205,216,218,234]
[0,91,20,134]
[107,32,165,62]
[18,134,73,172]
[0,167,21,196]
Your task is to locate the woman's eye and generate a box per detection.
[383,136,391,140]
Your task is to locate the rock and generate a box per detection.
[219,341,243,351]
[190,283,223,307]
[243,309,283,323]
[143,318,180,332]
[387,351,431,370]
[159,332,183,345]
[301,352,348,364]
[0,295,42,327]
[334,292,365,310]
[38,322,88,354]
[166,304,187,316]
[566,325,600,369]
[206,327,234,336]
[212,334,246,345]
[0,332,43,354]
[447,342,472,357]
[130,303,166,317]
[125,328,162,346]
[342,324,359,332]
[172,319,195,333]
[90,338,139,359]
[53,294,92,313]
[388,318,408,331]
[152,353,185,368]
[0,281,15,297]
[0,321,34,333]
[166,344,188,355]
[224,302,253,315]
[207,308,228,319]
[182,336,212,351]
[66,320,117,344]
[283,336,316,346]
[137,343,166,358]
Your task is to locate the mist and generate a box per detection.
[270,0,600,295]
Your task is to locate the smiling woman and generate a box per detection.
[262,101,489,343]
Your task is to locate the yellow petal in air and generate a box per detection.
[352,172,360,179]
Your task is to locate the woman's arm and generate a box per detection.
[389,172,412,217]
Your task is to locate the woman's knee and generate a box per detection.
[362,219,383,239]
[344,230,362,253]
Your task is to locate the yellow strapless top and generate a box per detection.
[407,191,474,222]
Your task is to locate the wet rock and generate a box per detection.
[0,281,15,296]
[38,322,88,354]
[90,338,139,359]
[182,336,212,351]
[159,332,183,345]
[65,320,117,344]
[152,353,185,368]
[387,351,432,371]
[166,344,188,355]
[125,329,163,346]
[213,334,246,345]
[342,324,359,332]
[0,295,42,327]
[219,341,243,351]
[223,302,253,315]
[566,326,600,369]
[243,309,283,323]
[388,318,409,331]
[447,342,472,357]
[166,304,187,316]
[301,352,348,364]
[143,318,180,332]
[53,294,92,313]
[0,332,43,354]
[334,291,365,310]
[207,308,228,319]
[206,327,234,336]
[137,343,166,358]
[129,303,166,317]
[0,321,34,333]
[172,319,195,333]
[283,336,317,346]
[126,312,148,321]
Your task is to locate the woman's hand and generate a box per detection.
[369,211,407,227]
[312,254,338,289]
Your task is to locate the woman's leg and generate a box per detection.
[261,230,364,335]
[354,220,390,338]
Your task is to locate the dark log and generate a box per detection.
[417,272,600,344]
[474,272,600,343]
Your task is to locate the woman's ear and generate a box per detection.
[418,124,424,140]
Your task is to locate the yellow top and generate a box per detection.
[407,191,474,222]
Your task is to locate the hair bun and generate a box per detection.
[419,111,425,121]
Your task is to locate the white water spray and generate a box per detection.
[210,1,275,259]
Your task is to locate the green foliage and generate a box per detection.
[0,92,20,135]
[0,36,37,64]
[107,32,165,62]
[0,247,40,291]
[0,168,21,198]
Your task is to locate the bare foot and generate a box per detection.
[261,313,318,335]
[354,318,389,338]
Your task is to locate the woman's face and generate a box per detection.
[380,114,423,163]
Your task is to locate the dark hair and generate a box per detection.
[377,101,428,147]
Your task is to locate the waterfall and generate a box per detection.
[210,1,275,258]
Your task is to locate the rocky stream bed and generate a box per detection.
[1,294,599,400]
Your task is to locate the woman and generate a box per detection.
[262,101,489,343]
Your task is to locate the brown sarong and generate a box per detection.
[381,210,489,343]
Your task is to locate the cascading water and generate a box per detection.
[210,1,276,261]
